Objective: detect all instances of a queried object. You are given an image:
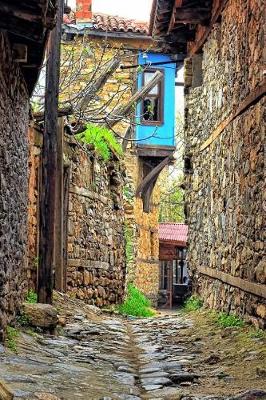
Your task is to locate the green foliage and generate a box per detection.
[76,124,123,161]
[6,326,19,352]
[124,224,134,265]
[184,295,203,312]
[26,289,38,304]
[216,312,245,328]
[159,177,185,223]
[17,313,30,326]
[118,284,156,318]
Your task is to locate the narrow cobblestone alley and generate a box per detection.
[0,295,265,400]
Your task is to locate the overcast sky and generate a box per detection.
[68,0,153,21]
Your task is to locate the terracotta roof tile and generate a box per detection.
[159,223,188,246]
[91,13,149,35]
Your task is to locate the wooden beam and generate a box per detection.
[0,1,56,27]
[198,267,266,299]
[38,0,63,304]
[188,0,227,56]
[105,70,163,128]
[0,16,42,42]
[136,155,172,197]
[137,145,176,158]
[33,106,73,122]
[174,8,211,25]
[0,380,13,400]
[200,80,266,151]
[54,118,64,291]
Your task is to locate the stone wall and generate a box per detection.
[184,0,265,327]
[0,32,29,340]
[27,125,42,289]
[60,34,162,303]
[124,149,160,304]
[65,138,126,306]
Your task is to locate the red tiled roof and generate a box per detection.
[92,13,149,35]
[159,223,188,246]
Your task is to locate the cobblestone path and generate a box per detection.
[0,305,265,400]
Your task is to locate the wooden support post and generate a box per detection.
[38,0,63,304]
[54,117,64,291]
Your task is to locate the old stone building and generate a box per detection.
[28,123,126,306]
[61,0,177,304]
[0,1,57,340]
[150,0,265,326]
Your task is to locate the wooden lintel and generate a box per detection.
[200,80,266,151]
[198,267,266,299]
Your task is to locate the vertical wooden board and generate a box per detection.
[38,0,63,304]
[54,117,64,291]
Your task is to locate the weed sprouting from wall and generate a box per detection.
[76,124,123,161]
[26,289,38,304]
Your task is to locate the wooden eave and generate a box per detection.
[159,238,186,247]
[0,0,57,94]
[150,0,215,54]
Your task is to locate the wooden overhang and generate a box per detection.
[149,0,219,55]
[0,0,57,94]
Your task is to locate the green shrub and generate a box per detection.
[118,284,155,318]
[184,295,203,312]
[76,124,123,161]
[6,326,19,352]
[26,289,37,304]
[216,312,245,328]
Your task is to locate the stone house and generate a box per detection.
[60,0,178,305]
[159,223,188,307]
[0,1,57,340]
[150,0,266,326]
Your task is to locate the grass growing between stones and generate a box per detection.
[118,284,156,318]
[6,326,19,352]
[183,295,203,312]
[215,312,245,328]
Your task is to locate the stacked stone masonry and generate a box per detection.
[184,0,265,327]
[66,138,126,306]
[0,32,29,340]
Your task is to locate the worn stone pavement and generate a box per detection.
[0,299,265,400]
